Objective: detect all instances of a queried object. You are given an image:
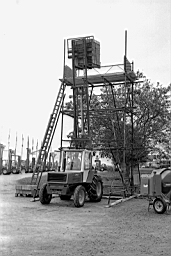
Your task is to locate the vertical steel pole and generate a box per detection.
[26,136,30,173]
[125,30,127,57]
[130,61,134,191]
[80,91,84,135]
[123,30,127,171]
[60,39,66,150]
[72,40,78,143]
[60,100,64,150]
[59,112,63,170]
[8,129,10,152]
[83,39,90,139]
[14,132,17,163]
[59,39,66,170]
[21,134,24,161]
[32,138,34,155]
[36,139,38,159]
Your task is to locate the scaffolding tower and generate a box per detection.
[60,32,137,186]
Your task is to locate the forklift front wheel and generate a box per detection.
[73,185,86,207]
[12,167,17,174]
[2,168,8,175]
[153,198,167,214]
[39,183,52,204]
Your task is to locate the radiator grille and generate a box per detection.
[48,173,67,183]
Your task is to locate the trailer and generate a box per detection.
[141,168,171,214]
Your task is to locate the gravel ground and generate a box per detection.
[0,173,171,256]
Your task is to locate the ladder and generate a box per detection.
[31,81,66,191]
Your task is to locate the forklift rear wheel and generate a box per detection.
[60,195,71,201]
[88,176,103,202]
[73,185,86,207]
[39,183,52,204]
[153,198,167,214]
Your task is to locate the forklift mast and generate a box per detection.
[67,36,100,149]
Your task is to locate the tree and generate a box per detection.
[133,77,171,161]
[64,72,171,167]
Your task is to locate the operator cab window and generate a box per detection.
[66,151,82,171]
[84,152,91,170]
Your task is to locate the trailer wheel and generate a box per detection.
[39,183,52,204]
[73,185,86,207]
[60,195,71,201]
[88,175,103,202]
[153,198,167,214]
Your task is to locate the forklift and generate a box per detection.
[39,148,103,207]
[11,154,21,174]
[2,149,13,175]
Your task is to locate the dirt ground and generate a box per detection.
[0,173,171,256]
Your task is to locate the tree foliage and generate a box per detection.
[133,76,171,161]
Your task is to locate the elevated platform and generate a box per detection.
[61,71,137,87]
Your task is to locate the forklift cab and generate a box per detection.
[2,159,11,175]
[61,149,92,171]
[59,149,95,183]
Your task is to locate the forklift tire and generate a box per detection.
[60,195,71,201]
[39,183,52,204]
[2,168,9,175]
[12,168,17,174]
[73,185,86,207]
[88,175,103,202]
[153,198,167,214]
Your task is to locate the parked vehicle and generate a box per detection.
[39,149,103,208]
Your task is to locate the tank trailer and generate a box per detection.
[141,168,171,214]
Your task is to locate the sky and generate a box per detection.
[0,0,170,159]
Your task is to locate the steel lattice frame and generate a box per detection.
[60,33,139,186]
